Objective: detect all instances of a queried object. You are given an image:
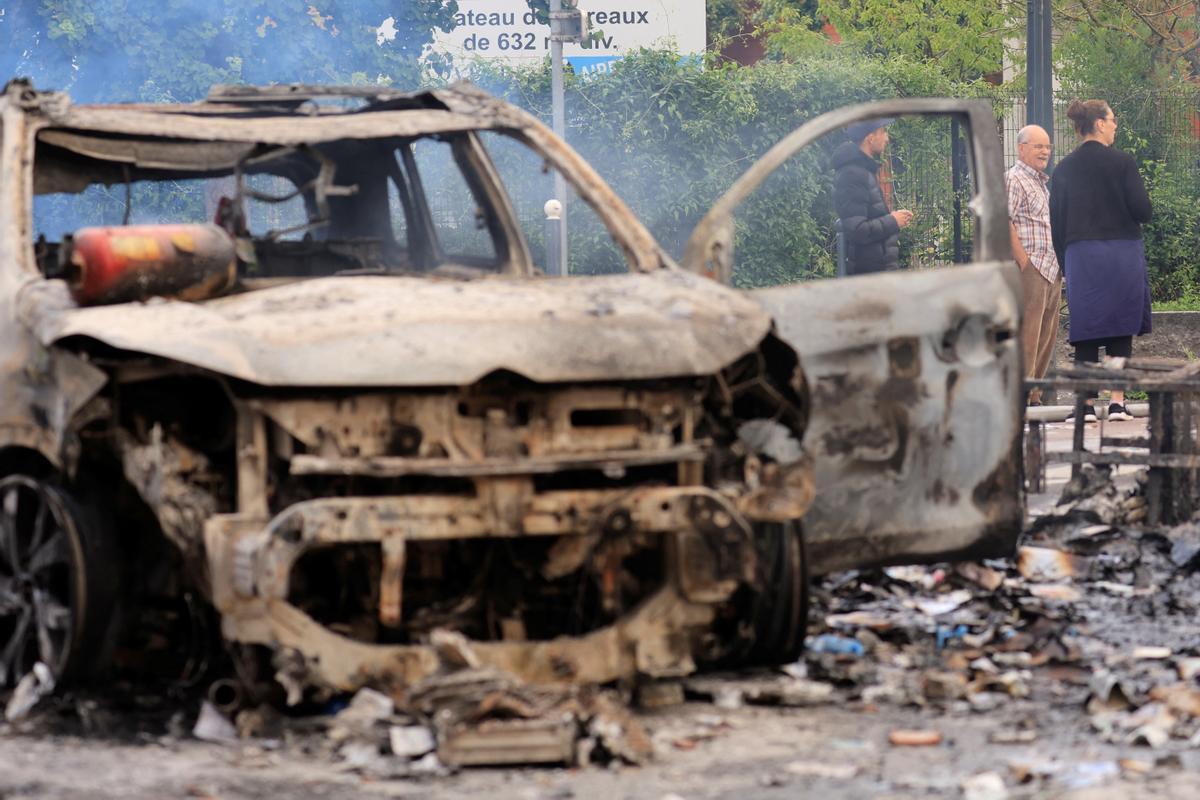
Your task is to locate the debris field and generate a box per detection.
[5,463,1200,798]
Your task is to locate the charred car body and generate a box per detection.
[0,79,1022,699]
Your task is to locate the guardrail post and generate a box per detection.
[1025,418,1045,494]
[1148,391,1166,525]
[1071,391,1088,480]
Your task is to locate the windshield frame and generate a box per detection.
[15,97,668,283]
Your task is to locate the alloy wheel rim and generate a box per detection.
[0,477,78,687]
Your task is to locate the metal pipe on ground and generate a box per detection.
[207,678,246,717]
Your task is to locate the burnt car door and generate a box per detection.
[681,99,1023,574]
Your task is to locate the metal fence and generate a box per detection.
[880,86,1200,270]
[994,87,1200,175]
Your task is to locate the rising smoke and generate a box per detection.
[0,1,459,103]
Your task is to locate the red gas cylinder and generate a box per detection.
[63,223,237,306]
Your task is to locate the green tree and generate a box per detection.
[811,0,1015,81]
[1059,0,1200,78]
[707,0,821,49]
[0,1,459,102]
[1055,3,1166,92]
[1054,3,1196,195]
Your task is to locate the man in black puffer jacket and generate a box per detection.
[832,118,913,275]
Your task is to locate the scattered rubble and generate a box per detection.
[192,701,238,744]
[4,663,55,723]
[888,729,943,747]
[317,666,658,770]
[784,759,859,779]
[328,687,394,742]
[389,725,436,759]
[1017,546,1086,582]
[961,771,1008,800]
[3,463,1199,797]
[763,465,1199,790]
[683,674,836,708]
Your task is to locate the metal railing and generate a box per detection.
[994,87,1200,175]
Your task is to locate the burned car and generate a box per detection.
[0,79,1022,699]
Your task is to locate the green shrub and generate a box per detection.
[469,48,996,283]
[1141,160,1200,303]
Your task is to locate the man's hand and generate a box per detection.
[1009,221,1031,272]
[892,209,914,228]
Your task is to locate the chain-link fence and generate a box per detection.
[994,87,1200,176]
[875,86,1200,277]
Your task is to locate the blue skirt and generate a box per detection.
[1065,239,1151,343]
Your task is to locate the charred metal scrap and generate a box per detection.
[0,79,817,702]
[0,78,1023,706]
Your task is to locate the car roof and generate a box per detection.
[29,82,531,145]
[5,79,667,275]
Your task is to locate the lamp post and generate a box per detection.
[542,1,588,275]
[1026,0,1053,166]
[548,0,568,275]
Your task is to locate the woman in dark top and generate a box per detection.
[1050,99,1153,421]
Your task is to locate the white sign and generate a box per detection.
[430,1,706,74]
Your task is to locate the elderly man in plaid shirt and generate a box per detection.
[1007,124,1061,405]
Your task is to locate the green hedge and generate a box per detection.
[470,49,997,284]
[1142,160,1200,304]
[470,52,1200,299]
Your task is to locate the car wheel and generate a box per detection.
[0,475,117,687]
[742,520,810,665]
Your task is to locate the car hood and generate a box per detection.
[20,271,771,387]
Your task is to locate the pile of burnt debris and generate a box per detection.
[196,668,653,777]
[1,638,655,777]
[6,464,1200,792]
[685,463,1200,793]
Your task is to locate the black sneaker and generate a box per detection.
[1065,405,1097,423]
[1108,403,1133,421]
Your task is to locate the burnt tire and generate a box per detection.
[738,520,810,665]
[0,475,119,687]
